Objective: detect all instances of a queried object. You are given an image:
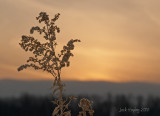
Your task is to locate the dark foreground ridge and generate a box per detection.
[0,94,160,116]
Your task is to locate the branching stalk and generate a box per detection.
[17,12,94,116]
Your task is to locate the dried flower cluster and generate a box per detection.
[18,12,80,79]
[17,12,94,116]
[78,98,94,116]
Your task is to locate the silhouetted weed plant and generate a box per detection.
[17,12,94,116]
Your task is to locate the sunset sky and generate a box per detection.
[0,0,160,83]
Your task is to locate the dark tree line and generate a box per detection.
[0,94,160,116]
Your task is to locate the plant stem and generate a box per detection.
[83,110,86,116]
[59,79,63,116]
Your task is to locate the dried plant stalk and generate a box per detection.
[17,12,94,116]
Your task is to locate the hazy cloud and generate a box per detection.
[0,0,160,83]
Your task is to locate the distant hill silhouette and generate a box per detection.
[0,79,160,98]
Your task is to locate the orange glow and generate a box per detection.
[0,0,160,83]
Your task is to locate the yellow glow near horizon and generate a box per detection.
[0,0,160,83]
